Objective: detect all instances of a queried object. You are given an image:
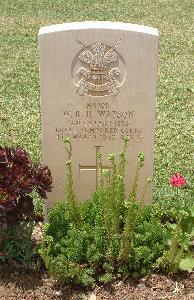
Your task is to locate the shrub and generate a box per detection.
[0,222,40,268]
[0,146,52,266]
[0,146,52,229]
[40,139,193,286]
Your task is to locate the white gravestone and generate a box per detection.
[39,22,158,211]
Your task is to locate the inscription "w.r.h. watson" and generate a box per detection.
[63,110,134,119]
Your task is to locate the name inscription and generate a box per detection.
[55,102,143,143]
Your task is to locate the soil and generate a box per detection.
[0,263,193,300]
[1,224,193,299]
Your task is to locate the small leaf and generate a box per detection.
[179,257,194,272]
[190,206,194,217]
[168,223,177,230]
[167,239,172,246]
[191,227,194,236]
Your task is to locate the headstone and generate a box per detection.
[39,21,158,211]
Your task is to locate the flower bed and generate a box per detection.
[0,141,193,286]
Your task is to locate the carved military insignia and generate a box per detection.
[73,40,125,97]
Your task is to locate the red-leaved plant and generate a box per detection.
[0,146,52,230]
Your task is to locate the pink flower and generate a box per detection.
[169,173,186,187]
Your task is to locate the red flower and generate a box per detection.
[169,173,186,187]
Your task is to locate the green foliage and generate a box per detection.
[40,139,193,285]
[155,204,194,274]
[0,222,40,268]
[179,257,194,273]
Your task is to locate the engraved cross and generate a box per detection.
[79,146,112,189]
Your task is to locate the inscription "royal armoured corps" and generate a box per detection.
[73,40,125,97]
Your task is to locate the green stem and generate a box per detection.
[176,187,179,200]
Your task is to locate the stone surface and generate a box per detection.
[39,21,158,211]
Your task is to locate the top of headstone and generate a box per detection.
[39,21,158,36]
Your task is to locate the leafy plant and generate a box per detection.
[40,139,193,286]
[155,176,194,273]
[0,146,52,267]
[0,221,40,268]
[179,256,194,273]
[156,205,194,273]
[0,146,52,230]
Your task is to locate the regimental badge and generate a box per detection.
[72,40,125,97]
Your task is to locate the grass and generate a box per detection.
[0,0,193,202]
